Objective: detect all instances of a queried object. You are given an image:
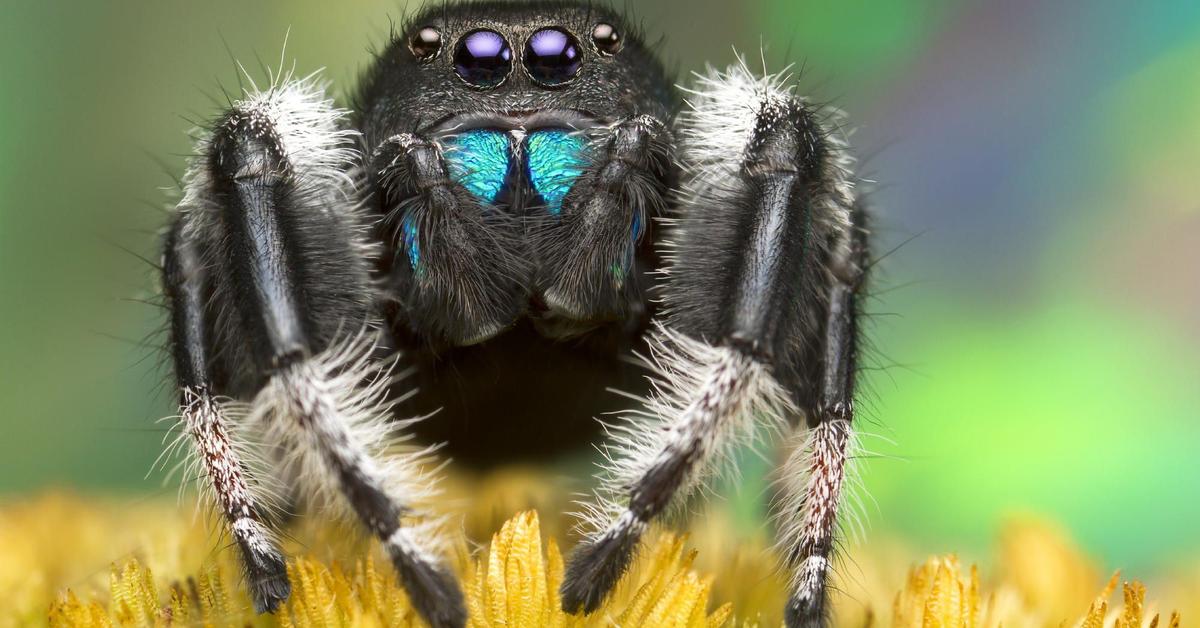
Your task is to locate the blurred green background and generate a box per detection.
[1,0,1197,577]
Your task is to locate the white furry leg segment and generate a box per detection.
[181,387,290,613]
[252,338,465,628]
[562,328,788,613]
[777,417,852,628]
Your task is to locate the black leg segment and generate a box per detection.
[208,109,314,369]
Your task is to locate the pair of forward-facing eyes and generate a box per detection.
[408,23,623,89]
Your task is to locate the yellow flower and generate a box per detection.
[892,552,1183,628]
[12,482,1189,628]
[48,510,730,628]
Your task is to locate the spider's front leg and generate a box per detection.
[563,64,867,628]
[164,76,463,627]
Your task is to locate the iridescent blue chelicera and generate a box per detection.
[611,209,643,285]
[525,129,588,215]
[444,129,511,203]
[401,213,424,276]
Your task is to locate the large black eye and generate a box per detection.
[524,28,582,86]
[454,29,513,88]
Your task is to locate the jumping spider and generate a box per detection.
[162,2,871,626]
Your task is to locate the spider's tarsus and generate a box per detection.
[560,514,643,614]
[244,548,291,614]
[387,541,466,628]
[784,591,829,628]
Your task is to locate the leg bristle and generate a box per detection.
[251,335,461,626]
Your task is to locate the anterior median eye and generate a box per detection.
[454,30,513,88]
[524,28,582,86]
[443,129,512,204]
[525,129,588,215]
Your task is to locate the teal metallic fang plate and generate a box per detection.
[443,129,511,204]
[525,129,588,215]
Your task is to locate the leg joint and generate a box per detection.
[211,109,291,184]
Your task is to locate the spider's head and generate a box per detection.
[357,1,673,143]
[357,2,676,347]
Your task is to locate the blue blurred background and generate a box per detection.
[1,0,1197,575]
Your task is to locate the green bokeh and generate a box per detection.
[864,298,1200,569]
[759,0,954,77]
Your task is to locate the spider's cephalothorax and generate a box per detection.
[162,2,871,627]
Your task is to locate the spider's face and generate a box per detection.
[357,2,673,145]
[356,2,676,343]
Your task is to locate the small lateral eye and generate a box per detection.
[524,28,582,86]
[591,22,622,55]
[410,26,442,61]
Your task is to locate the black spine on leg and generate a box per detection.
[162,215,292,614]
